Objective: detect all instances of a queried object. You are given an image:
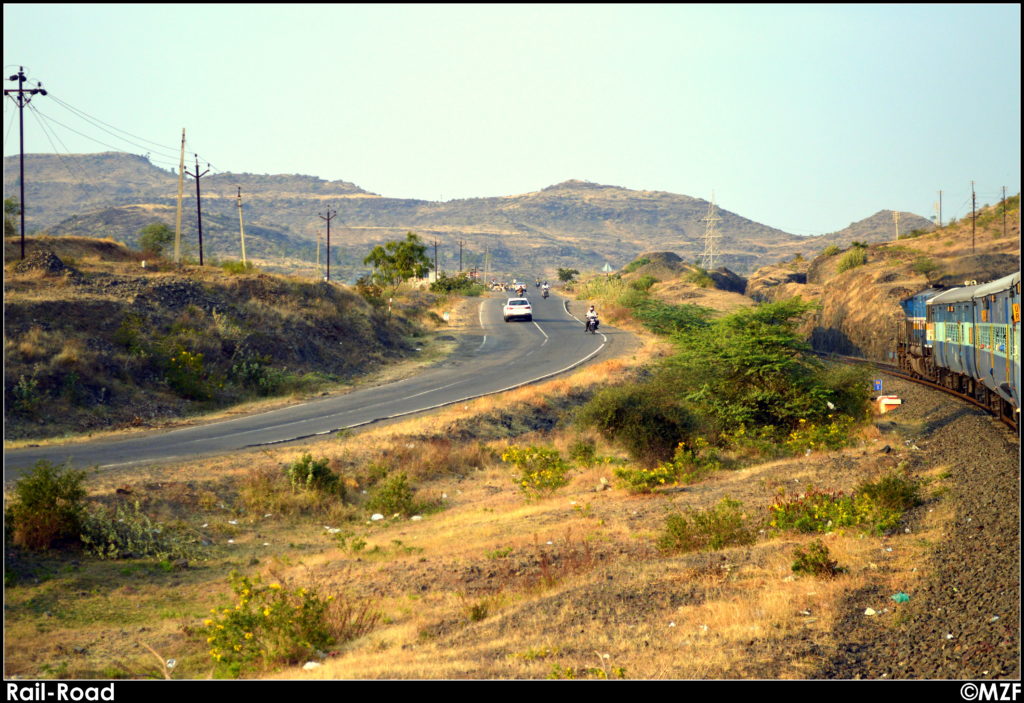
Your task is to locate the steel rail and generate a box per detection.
[818,352,1019,434]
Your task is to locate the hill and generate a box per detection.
[6,153,936,277]
[2,236,433,441]
[744,195,1020,360]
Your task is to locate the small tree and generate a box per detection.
[911,257,941,281]
[363,232,432,295]
[138,222,174,257]
[5,460,87,550]
[4,197,19,238]
[557,268,579,283]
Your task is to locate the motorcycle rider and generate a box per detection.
[585,305,599,332]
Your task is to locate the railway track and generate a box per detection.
[821,353,1019,434]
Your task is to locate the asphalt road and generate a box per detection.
[3,292,631,478]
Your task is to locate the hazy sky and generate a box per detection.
[3,3,1020,234]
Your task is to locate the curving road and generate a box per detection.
[3,292,630,477]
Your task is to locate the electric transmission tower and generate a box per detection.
[699,193,722,271]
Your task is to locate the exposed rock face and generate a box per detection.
[745,261,813,302]
[9,249,83,282]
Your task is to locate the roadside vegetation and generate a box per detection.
[2,235,457,442]
[3,240,945,680]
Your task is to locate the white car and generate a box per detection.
[503,297,533,322]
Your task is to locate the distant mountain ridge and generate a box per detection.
[4,152,936,276]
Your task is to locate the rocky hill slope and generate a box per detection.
[745,196,1020,360]
[3,236,428,441]
[6,153,934,277]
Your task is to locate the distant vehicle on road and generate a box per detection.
[503,297,533,322]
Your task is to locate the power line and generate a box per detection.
[47,93,181,159]
[27,104,97,189]
[25,105,179,169]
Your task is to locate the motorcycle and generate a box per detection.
[542,289,549,299]
[585,317,599,334]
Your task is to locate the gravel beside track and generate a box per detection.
[817,378,1020,679]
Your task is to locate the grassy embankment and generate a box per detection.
[4,259,943,680]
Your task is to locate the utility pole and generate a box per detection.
[971,181,976,253]
[185,155,210,265]
[315,229,322,278]
[459,240,464,272]
[4,67,47,260]
[892,210,900,241]
[319,208,337,281]
[236,186,247,264]
[1002,186,1007,239]
[433,240,438,279]
[938,190,943,228]
[174,129,185,263]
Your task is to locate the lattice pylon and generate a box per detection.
[699,193,722,271]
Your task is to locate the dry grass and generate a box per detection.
[2,391,944,680]
[2,269,949,680]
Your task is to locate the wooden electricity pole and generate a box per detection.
[174,129,185,263]
[236,186,247,264]
[3,67,47,260]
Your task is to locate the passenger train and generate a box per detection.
[896,270,1020,425]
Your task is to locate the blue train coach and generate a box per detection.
[921,271,1020,422]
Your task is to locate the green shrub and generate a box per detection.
[622,257,651,274]
[568,437,598,468]
[165,347,211,400]
[365,472,417,516]
[629,274,659,292]
[576,381,697,466]
[286,454,344,499]
[768,475,918,536]
[201,571,379,677]
[910,257,940,279]
[856,471,922,514]
[502,445,572,498]
[11,373,42,414]
[230,354,285,396]
[820,244,841,257]
[80,500,205,561]
[782,415,857,454]
[137,223,174,257]
[429,273,486,296]
[614,462,682,493]
[220,260,257,275]
[658,499,756,553]
[686,269,715,288]
[898,228,928,240]
[668,298,830,431]
[791,540,846,579]
[630,300,712,336]
[614,438,720,493]
[4,460,87,550]
[836,247,867,273]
